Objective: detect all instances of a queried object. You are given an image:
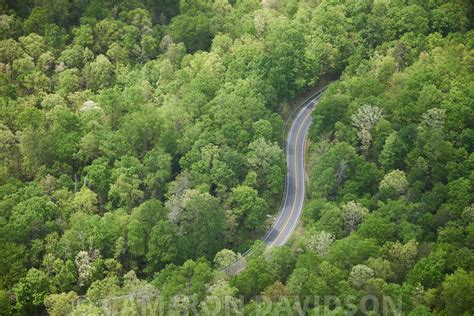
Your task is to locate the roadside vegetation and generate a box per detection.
[0,0,472,314]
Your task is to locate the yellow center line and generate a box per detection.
[269,107,313,247]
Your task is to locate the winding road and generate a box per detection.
[223,88,325,274]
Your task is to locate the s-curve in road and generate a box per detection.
[221,88,325,275]
[262,90,323,247]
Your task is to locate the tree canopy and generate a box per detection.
[0,0,472,314]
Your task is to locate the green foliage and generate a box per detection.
[0,0,472,314]
[407,250,447,288]
[311,93,350,139]
[146,220,177,270]
[442,269,474,315]
[13,268,49,312]
[44,291,77,316]
[84,54,115,91]
[326,234,380,271]
[168,11,212,53]
[230,242,277,299]
[152,259,213,302]
[301,20,473,314]
[229,185,268,231]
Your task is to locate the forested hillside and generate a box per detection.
[0,0,472,315]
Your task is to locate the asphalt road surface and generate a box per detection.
[222,90,324,274]
[261,93,321,247]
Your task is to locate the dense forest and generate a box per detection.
[0,0,472,315]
